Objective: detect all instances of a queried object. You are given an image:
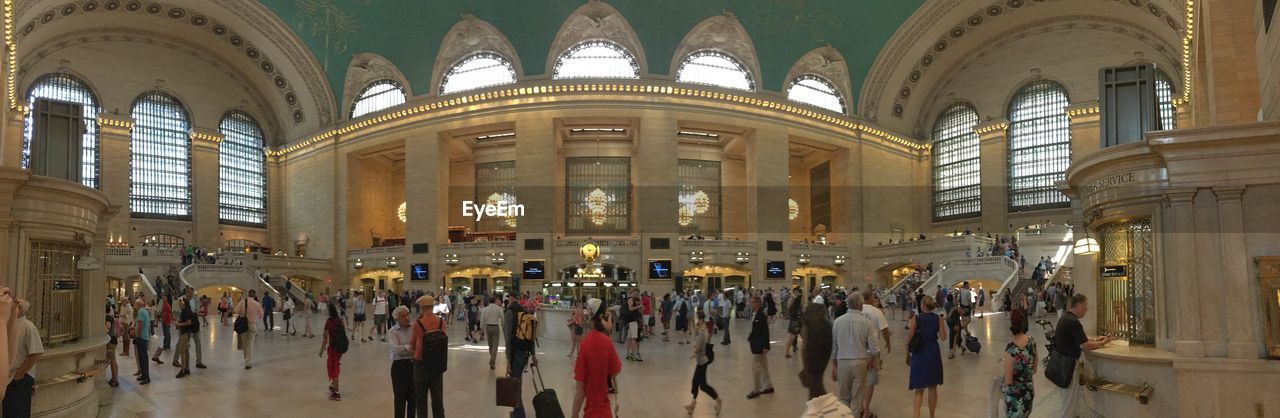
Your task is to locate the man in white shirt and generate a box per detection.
[860,290,892,417]
[478,295,504,369]
[830,293,880,415]
[233,290,265,369]
[4,299,43,417]
[372,290,389,342]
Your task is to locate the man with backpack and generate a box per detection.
[506,293,539,418]
[411,295,448,417]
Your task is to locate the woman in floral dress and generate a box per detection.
[1002,309,1038,418]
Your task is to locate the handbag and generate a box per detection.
[234,301,249,334]
[1043,349,1076,388]
[496,374,522,408]
[531,364,565,418]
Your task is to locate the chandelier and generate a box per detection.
[585,188,612,225]
[589,210,607,226]
[691,190,710,214]
[788,198,799,220]
[678,205,693,226]
[397,202,407,223]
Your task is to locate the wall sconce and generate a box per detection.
[1073,237,1100,255]
[833,255,846,266]
[491,252,507,266]
[735,252,750,265]
[444,254,460,266]
[386,256,398,268]
[353,258,364,270]
[690,251,706,265]
[798,254,811,266]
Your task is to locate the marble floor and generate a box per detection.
[101,309,1074,417]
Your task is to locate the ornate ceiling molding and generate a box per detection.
[783,46,853,115]
[912,15,1181,133]
[862,0,1185,123]
[342,52,411,121]
[669,13,761,89]
[544,0,647,75]
[17,0,317,127]
[430,14,523,95]
[18,28,283,143]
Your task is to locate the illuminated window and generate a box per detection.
[130,91,191,219]
[675,50,752,91]
[23,73,99,188]
[787,74,845,114]
[475,161,517,231]
[218,111,267,227]
[441,52,517,95]
[1008,81,1071,211]
[932,103,981,220]
[566,157,631,235]
[678,160,721,236]
[350,80,406,118]
[553,41,639,80]
[1155,70,1176,131]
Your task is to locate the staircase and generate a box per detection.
[179,264,282,301]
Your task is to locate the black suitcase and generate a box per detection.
[964,334,982,354]
[531,365,565,418]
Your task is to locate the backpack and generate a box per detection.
[678,299,688,317]
[107,316,121,338]
[331,319,350,354]
[513,311,538,351]
[417,317,448,373]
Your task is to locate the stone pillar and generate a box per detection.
[636,114,677,289]
[975,119,1008,235]
[830,145,863,287]
[746,126,789,290]
[266,154,285,250]
[1165,189,1204,357]
[404,129,448,292]
[1200,0,1262,125]
[1193,189,1227,357]
[1067,101,1100,160]
[97,115,133,242]
[514,118,556,286]
[0,104,24,168]
[1214,186,1259,358]
[190,129,223,249]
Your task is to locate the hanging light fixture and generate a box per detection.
[788,198,800,221]
[589,210,607,226]
[1074,236,1100,255]
[397,202,407,223]
[678,205,693,226]
[692,190,710,214]
[586,188,609,212]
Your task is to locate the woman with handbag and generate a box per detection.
[907,295,945,418]
[1001,309,1037,418]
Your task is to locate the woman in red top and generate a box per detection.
[319,304,344,401]
[572,298,622,418]
[641,293,653,337]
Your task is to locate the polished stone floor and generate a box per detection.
[102,309,1073,417]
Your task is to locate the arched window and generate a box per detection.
[787,74,845,114]
[350,80,406,118]
[1008,81,1071,211]
[931,103,981,220]
[440,52,517,95]
[23,73,99,188]
[1155,70,1176,130]
[675,50,753,91]
[218,111,267,227]
[130,91,192,219]
[552,41,639,80]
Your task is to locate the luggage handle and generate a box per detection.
[531,363,547,393]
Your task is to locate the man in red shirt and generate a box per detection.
[151,296,173,365]
[572,298,621,418]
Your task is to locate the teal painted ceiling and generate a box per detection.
[258,0,926,109]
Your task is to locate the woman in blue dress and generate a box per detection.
[907,295,946,418]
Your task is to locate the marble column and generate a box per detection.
[97,115,133,243]
[266,154,285,250]
[1194,189,1227,357]
[975,118,1008,235]
[1199,0,1262,125]
[404,129,448,292]
[1067,101,1100,160]
[513,118,556,286]
[746,126,789,291]
[190,129,223,249]
[0,105,24,168]
[1165,189,1204,357]
[829,145,863,288]
[636,114,677,289]
[1214,186,1260,358]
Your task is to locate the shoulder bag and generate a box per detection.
[1043,348,1076,388]
[234,301,249,334]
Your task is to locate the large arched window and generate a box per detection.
[23,73,99,188]
[931,103,981,220]
[552,41,639,80]
[1155,70,1176,131]
[130,91,192,219]
[1008,81,1071,211]
[350,79,406,118]
[440,52,517,95]
[787,74,845,114]
[218,111,267,227]
[675,50,753,91]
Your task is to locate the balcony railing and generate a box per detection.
[347,245,406,259]
[441,241,517,251]
[679,239,754,249]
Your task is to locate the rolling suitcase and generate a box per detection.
[964,333,982,354]
[531,365,565,418]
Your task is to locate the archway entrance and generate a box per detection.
[350,268,405,299]
[875,262,924,288]
[682,264,753,293]
[443,265,514,297]
[791,265,844,299]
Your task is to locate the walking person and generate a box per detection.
[151,295,172,365]
[568,298,585,357]
[183,287,207,369]
[660,294,673,342]
[4,298,44,416]
[352,292,367,341]
[198,295,210,326]
[623,293,643,361]
[118,298,134,358]
[570,298,622,418]
[480,295,503,369]
[174,296,197,378]
[104,309,121,388]
[907,296,945,418]
[946,296,967,359]
[506,294,540,418]
[301,295,316,338]
[673,292,690,345]
[262,291,275,333]
[784,289,804,358]
[234,290,264,369]
[1002,309,1037,418]
[388,306,416,417]
[830,293,880,416]
[860,291,892,417]
[799,303,854,418]
[219,293,230,326]
[746,295,774,399]
[132,299,151,385]
[717,290,732,345]
[683,310,721,415]
[373,290,389,342]
[283,296,296,336]
[411,295,448,418]
[320,303,346,401]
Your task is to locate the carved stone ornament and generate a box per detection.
[342,52,412,118]
[670,14,761,88]
[431,14,523,94]
[784,46,852,113]
[545,1,646,74]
